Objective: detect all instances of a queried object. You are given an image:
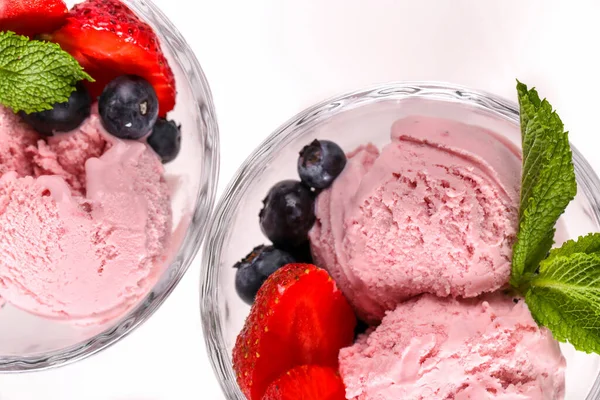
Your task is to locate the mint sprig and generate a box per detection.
[512,82,600,354]
[525,250,600,354]
[0,31,93,114]
[510,81,577,285]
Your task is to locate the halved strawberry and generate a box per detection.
[49,0,176,116]
[232,264,356,400]
[0,0,68,37]
[262,365,346,400]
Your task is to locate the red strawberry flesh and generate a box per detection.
[0,0,68,37]
[49,0,176,116]
[262,365,346,400]
[232,264,356,400]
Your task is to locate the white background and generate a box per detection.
[2,0,600,399]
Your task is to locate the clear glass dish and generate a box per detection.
[0,0,219,372]
[200,82,600,399]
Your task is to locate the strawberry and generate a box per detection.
[232,264,356,400]
[0,0,68,37]
[49,0,176,116]
[262,365,346,400]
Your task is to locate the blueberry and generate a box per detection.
[259,180,316,248]
[147,118,181,163]
[298,139,347,189]
[98,75,158,140]
[234,245,296,304]
[20,83,91,136]
[284,241,314,264]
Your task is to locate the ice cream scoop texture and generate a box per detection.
[310,116,522,323]
[339,294,566,399]
[0,106,171,321]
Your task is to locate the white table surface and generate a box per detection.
[2,0,600,398]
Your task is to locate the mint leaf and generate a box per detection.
[524,249,600,354]
[517,80,545,150]
[512,83,600,354]
[0,31,93,113]
[516,81,554,209]
[510,82,577,285]
[548,233,600,258]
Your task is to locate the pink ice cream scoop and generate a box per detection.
[0,107,38,177]
[309,116,522,323]
[339,294,566,400]
[0,106,171,321]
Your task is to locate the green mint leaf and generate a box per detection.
[548,233,600,258]
[513,84,600,354]
[0,31,93,113]
[525,249,600,354]
[510,82,577,285]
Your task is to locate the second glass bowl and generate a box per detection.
[201,82,600,399]
[0,0,219,371]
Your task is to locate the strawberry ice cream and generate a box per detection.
[0,107,39,177]
[309,116,521,323]
[339,294,566,399]
[0,105,171,321]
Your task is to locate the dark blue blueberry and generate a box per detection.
[298,139,347,189]
[283,241,314,264]
[147,118,181,163]
[234,245,296,304]
[20,83,91,136]
[259,180,315,248]
[98,75,158,140]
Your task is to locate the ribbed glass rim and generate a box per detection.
[200,81,600,400]
[0,0,220,372]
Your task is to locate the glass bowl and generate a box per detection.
[201,82,600,399]
[0,0,219,372]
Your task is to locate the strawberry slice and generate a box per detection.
[233,264,356,400]
[49,0,176,116]
[0,0,68,37]
[262,365,346,400]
